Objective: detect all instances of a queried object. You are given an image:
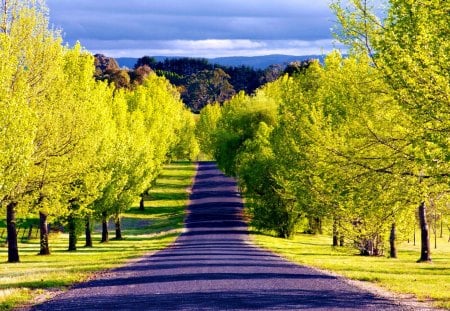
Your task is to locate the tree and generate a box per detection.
[283,60,315,76]
[376,0,449,262]
[195,104,222,159]
[131,65,152,85]
[169,109,200,161]
[93,73,189,240]
[182,68,235,112]
[262,64,284,84]
[225,65,264,95]
[332,0,450,262]
[134,56,157,69]
[0,0,64,261]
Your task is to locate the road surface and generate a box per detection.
[32,162,406,310]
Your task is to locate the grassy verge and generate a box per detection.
[252,232,450,309]
[0,161,196,310]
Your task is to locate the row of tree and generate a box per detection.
[0,1,198,263]
[197,0,450,261]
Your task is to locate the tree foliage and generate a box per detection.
[0,0,197,262]
[202,0,450,258]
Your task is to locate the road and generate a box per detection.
[32,162,406,310]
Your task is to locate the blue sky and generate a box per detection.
[46,0,343,58]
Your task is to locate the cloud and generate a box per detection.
[88,39,344,58]
[47,0,338,57]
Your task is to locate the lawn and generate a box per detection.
[252,231,450,310]
[0,161,196,310]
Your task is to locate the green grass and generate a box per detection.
[0,161,196,310]
[252,231,450,309]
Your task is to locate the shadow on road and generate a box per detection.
[32,162,402,311]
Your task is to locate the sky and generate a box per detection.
[46,0,343,59]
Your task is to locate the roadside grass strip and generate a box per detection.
[0,161,196,310]
[252,232,450,310]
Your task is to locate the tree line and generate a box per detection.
[95,54,289,113]
[197,0,450,262]
[0,1,198,263]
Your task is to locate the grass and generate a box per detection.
[252,231,450,309]
[0,161,196,310]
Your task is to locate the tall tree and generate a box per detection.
[332,0,450,262]
[0,0,62,262]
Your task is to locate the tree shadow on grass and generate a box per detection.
[149,192,187,201]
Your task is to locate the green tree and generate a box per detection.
[169,109,200,161]
[332,0,450,261]
[93,73,189,240]
[183,68,235,112]
[134,56,157,69]
[195,103,222,159]
[0,0,65,262]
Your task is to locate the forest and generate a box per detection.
[93,54,308,112]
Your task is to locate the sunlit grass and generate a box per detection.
[252,231,450,309]
[0,161,196,310]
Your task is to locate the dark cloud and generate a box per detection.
[46,0,338,57]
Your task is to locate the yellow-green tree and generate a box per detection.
[169,108,200,162]
[195,103,222,159]
[0,0,63,262]
[333,0,450,261]
[94,73,190,240]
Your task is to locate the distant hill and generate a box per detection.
[116,54,325,70]
[115,57,138,69]
[210,55,325,69]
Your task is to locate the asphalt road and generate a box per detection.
[32,162,406,310]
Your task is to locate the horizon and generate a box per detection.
[112,53,328,59]
[111,53,328,70]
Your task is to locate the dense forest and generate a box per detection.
[94,54,311,112]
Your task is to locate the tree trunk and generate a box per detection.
[332,217,339,247]
[390,223,397,258]
[115,215,122,240]
[101,212,109,243]
[434,208,437,249]
[85,216,92,247]
[139,195,145,211]
[68,215,77,251]
[27,225,33,240]
[360,238,374,256]
[307,217,322,234]
[418,202,431,262]
[339,235,344,247]
[39,212,50,255]
[7,201,20,263]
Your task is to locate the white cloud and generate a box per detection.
[88,39,345,58]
